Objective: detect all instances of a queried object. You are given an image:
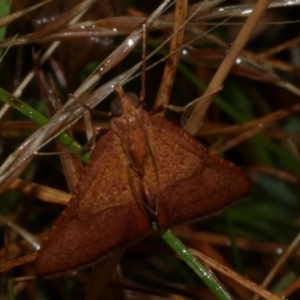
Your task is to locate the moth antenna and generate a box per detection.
[140,23,146,103]
[123,116,141,174]
[123,115,157,216]
[68,94,111,117]
[134,116,160,216]
[145,134,160,216]
[125,160,149,215]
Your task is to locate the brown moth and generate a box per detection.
[34,85,251,277]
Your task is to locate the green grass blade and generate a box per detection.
[162,229,232,300]
[0,87,90,163]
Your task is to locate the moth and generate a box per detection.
[34,85,251,277]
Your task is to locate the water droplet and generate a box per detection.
[127,39,134,47]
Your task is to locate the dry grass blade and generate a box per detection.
[0,215,40,251]
[0,0,172,194]
[253,232,300,300]
[0,253,37,274]
[184,0,272,135]
[30,0,97,39]
[251,166,298,184]
[154,0,187,112]
[189,248,282,300]
[279,277,300,299]
[34,53,83,192]
[0,0,96,110]
[9,178,70,205]
[1,0,300,298]
[0,0,51,29]
[174,227,292,255]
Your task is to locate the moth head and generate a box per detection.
[112,85,140,116]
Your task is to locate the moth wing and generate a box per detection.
[35,131,150,277]
[143,113,251,228]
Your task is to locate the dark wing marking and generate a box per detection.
[35,131,150,277]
